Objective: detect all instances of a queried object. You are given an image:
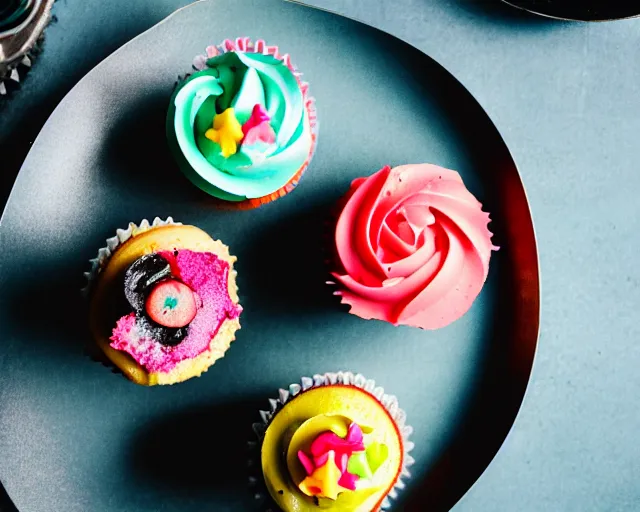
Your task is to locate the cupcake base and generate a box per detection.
[249,372,414,511]
[85,218,241,386]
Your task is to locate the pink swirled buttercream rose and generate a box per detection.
[331,164,497,330]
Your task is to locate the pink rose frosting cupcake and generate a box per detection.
[330,164,497,330]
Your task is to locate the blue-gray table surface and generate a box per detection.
[1,0,639,510]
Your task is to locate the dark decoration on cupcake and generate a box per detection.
[122,253,195,347]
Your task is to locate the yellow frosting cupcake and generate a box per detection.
[252,372,413,511]
[84,217,242,386]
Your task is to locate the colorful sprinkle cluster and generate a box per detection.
[205,104,276,158]
[297,422,388,500]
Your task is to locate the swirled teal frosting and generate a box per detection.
[167,51,313,202]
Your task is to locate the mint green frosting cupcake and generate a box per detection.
[166,38,318,208]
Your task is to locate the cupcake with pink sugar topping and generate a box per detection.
[330,164,497,330]
[84,218,242,386]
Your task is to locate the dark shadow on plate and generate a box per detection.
[0,87,67,209]
[0,2,192,211]
[386,35,539,512]
[98,89,210,207]
[404,253,528,511]
[127,398,263,499]
[2,261,89,354]
[238,200,340,317]
[0,483,18,512]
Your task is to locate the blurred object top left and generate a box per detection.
[0,0,55,97]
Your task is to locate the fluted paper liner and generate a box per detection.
[81,217,182,297]
[249,371,414,510]
[80,217,182,374]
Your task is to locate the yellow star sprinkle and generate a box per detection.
[205,108,244,158]
[299,451,344,500]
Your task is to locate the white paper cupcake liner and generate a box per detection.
[249,371,414,511]
[81,217,181,296]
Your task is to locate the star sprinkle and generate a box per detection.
[299,451,345,500]
[297,422,370,498]
[298,450,315,476]
[347,451,373,480]
[205,108,244,158]
[364,442,389,474]
[242,104,271,135]
[310,422,365,460]
[296,422,390,500]
[242,104,276,147]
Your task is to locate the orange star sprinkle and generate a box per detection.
[299,451,346,500]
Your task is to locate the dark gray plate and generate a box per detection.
[0,1,539,511]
